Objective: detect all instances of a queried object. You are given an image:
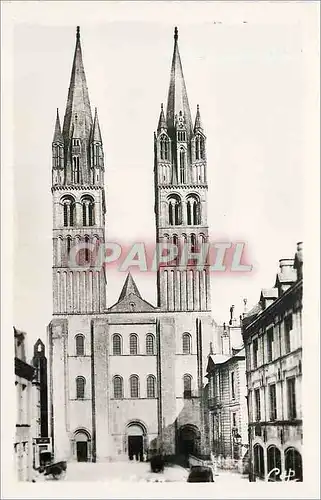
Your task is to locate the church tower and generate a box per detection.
[154,27,211,312]
[49,27,107,462]
[52,26,106,315]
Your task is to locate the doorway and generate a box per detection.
[74,430,91,462]
[76,441,88,462]
[177,425,200,459]
[127,423,145,461]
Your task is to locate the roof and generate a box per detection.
[108,272,156,313]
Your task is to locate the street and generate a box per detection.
[59,461,248,483]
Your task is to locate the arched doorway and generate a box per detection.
[126,422,146,461]
[177,425,200,459]
[74,430,91,462]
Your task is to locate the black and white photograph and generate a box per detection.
[1,1,320,498]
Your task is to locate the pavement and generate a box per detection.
[58,461,248,483]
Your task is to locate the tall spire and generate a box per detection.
[92,107,102,142]
[53,108,63,143]
[166,27,192,135]
[157,103,167,132]
[62,26,93,142]
[194,104,203,132]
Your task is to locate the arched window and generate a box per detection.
[173,234,179,262]
[267,445,282,481]
[75,334,85,356]
[62,196,75,227]
[113,376,123,399]
[130,375,139,398]
[76,376,85,399]
[182,333,191,354]
[253,444,264,479]
[285,447,303,482]
[147,375,156,398]
[183,374,192,399]
[195,135,205,160]
[179,148,186,184]
[160,134,169,160]
[66,235,72,256]
[113,334,122,356]
[84,235,90,263]
[186,195,201,225]
[146,334,155,355]
[190,234,197,253]
[82,196,95,227]
[129,334,138,355]
[168,195,182,226]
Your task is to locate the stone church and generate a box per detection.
[48,26,222,463]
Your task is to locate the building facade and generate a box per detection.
[48,27,222,463]
[206,310,248,472]
[242,242,303,481]
[14,328,39,481]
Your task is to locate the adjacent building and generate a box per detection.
[242,242,303,481]
[206,309,248,472]
[48,27,222,463]
[14,328,38,481]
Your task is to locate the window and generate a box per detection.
[62,196,75,227]
[287,377,297,419]
[113,376,123,399]
[190,233,197,253]
[195,135,205,160]
[267,328,274,362]
[253,444,264,479]
[232,412,237,428]
[75,334,85,356]
[183,374,192,399]
[66,236,72,256]
[84,235,90,263]
[254,388,261,421]
[285,448,302,481]
[253,339,258,369]
[179,148,186,183]
[73,156,80,183]
[267,446,282,481]
[269,383,277,421]
[113,334,122,356]
[160,135,169,160]
[82,196,95,227]
[182,333,191,354]
[76,376,85,399]
[129,334,138,355]
[146,334,155,355]
[186,195,201,225]
[147,375,156,398]
[231,372,236,400]
[168,195,182,226]
[284,315,293,354]
[130,375,139,398]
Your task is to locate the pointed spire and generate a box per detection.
[166,27,192,136]
[194,104,203,132]
[118,272,142,301]
[53,108,63,143]
[92,107,102,142]
[157,103,167,132]
[62,26,93,142]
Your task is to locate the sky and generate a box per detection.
[11,3,307,357]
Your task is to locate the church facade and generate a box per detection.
[48,26,221,463]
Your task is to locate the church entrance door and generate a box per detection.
[127,423,144,461]
[76,441,88,462]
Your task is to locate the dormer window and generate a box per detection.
[177,131,186,142]
[73,139,80,147]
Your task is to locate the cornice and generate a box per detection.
[52,185,104,192]
[159,184,208,190]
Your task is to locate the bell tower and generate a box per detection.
[154,27,211,312]
[52,27,106,315]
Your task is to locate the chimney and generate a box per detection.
[294,241,303,280]
[279,258,294,277]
